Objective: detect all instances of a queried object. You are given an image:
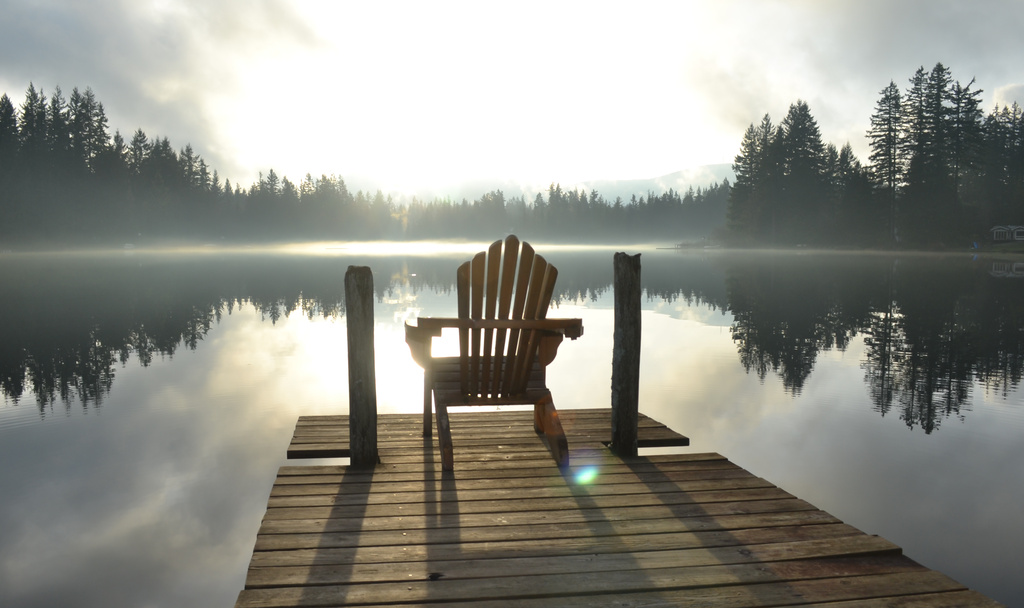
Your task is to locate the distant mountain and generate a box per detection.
[346,164,735,204]
[576,164,734,203]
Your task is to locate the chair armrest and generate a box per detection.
[404,321,439,369]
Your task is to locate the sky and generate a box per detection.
[2,0,1023,196]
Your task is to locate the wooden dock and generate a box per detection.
[234,409,1001,607]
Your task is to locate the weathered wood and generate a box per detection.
[254,510,841,552]
[270,460,749,488]
[343,266,378,466]
[267,464,762,497]
[259,484,794,522]
[246,523,868,569]
[286,410,687,460]
[236,557,934,608]
[257,495,809,535]
[246,535,901,588]
[611,252,641,457]
[263,474,776,510]
[236,409,999,608]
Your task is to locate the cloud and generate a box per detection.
[0,0,318,181]
[2,0,1023,189]
[994,84,1024,108]
[685,0,1024,160]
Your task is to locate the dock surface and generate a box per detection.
[235,409,1001,607]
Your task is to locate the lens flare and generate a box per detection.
[574,465,599,485]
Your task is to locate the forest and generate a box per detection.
[0,83,726,246]
[729,63,1024,247]
[1,62,1022,248]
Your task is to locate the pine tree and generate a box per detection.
[729,114,781,242]
[68,87,110,171]
[179,143,197,188]
[900,64,956,243]
[47,86,73,175]
[19,83,48,172]
[779,100,826,242]
[948,77,984,205]
[128,128,149,175]
[867,81,902,242]
[0,93,18,177]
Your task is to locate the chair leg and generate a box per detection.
[435,400,454,471]
[422,369,433,438]
[534,394,569,468]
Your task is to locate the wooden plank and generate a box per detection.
[276,451,727,477]
[246,535,901,588]
[267,464,759,496]
[270,460,742,486]
[254,504,832,551]
[257,494,805,535]
[263,475,777,509]
[237,571,975,608]
[259,486,804,521]
[235,556,933,608]
[245,524,869,569]
[286,410,688,459]
[793,590,1004,607]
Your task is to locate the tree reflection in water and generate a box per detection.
[1,249,1020,433]
[723,252,1023,432]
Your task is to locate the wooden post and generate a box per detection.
[611,252,641,458]
[345,266,379,466]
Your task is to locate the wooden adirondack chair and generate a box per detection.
[405,235,583,470]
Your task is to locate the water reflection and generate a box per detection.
[2,249,1021,435]
[2,246,1023,606]
[723,253,1024,432]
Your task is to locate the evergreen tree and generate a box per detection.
[980,103,1024,225]
[867,81,903,242]
[900,64,956,244]
[947,77,984,206]
[46,86,73,176]
[19,83,49,172]
[778,100,827,242]
[179,143,197,189]
[128,128,149,175]
[68,87,109,171]
[729,114,781,242]
[0,93,18,180]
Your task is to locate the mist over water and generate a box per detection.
[1,243,1022,606]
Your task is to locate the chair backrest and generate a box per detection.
[457,235,557,400]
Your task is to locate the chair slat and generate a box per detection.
[480,239,502,396]
[503,242,534,393]
[491,235,520,397]
[468,251,486,396]
[511,255,549,392]
[518,263,558,391]
[456,262,470,396]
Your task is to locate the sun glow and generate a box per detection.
[206,2,727,191]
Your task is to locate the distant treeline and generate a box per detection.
[728,63,1024,247]
[4,64,1022,248]
[0,83,727,245]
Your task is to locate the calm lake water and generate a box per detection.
[1,242,1022,607]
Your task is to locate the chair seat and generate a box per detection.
[429,356,548,406]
